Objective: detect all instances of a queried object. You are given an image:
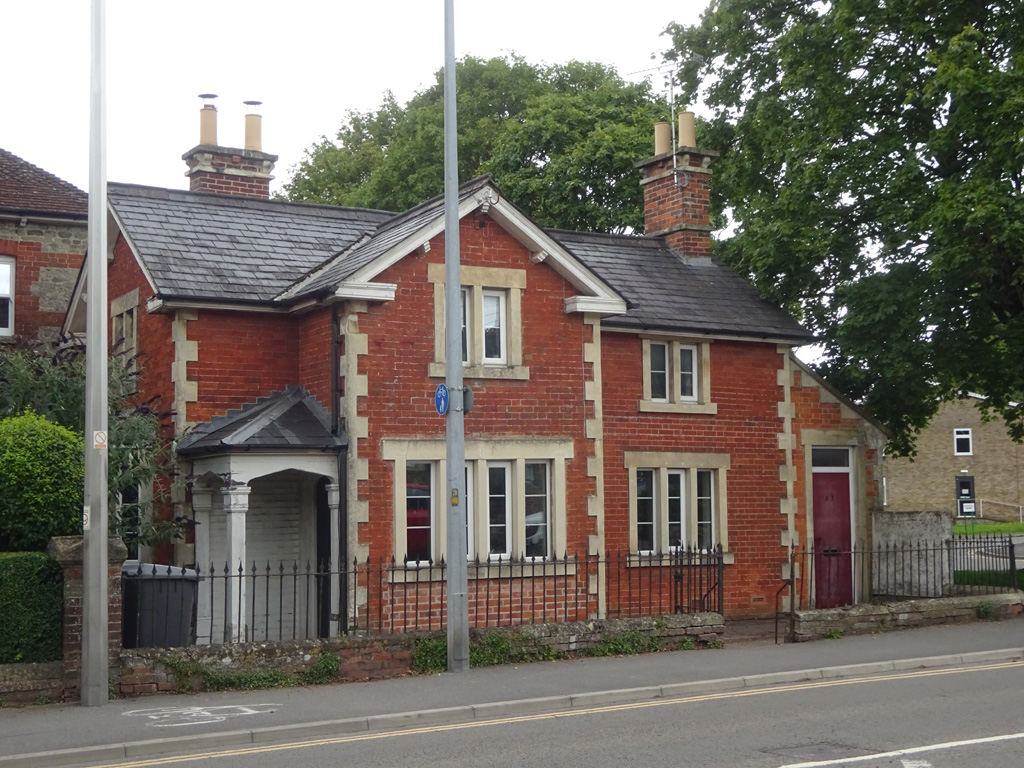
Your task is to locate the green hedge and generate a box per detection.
[0,410,84,552]
[0,552,63,663]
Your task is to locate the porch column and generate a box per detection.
[222,484,251,643]
[327,483,341,636]
[191,489,214,645]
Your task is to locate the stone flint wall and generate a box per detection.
[791,592,1022,642]
[114,613,723,697]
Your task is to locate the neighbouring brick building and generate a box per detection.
[0,149,88,342]
[884,394,1024,521]
[65,99,885,628]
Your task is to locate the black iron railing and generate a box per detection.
[783,535,1018,613]
[121,547,726,648]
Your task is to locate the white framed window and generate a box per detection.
[111,289,140,391]
[649,344,668,401]
[429,264,528,380]
[695,469,715,551]
[405,461,434,563]
[640,339,714,414]
[524,462,550,559]
[667,470,683,550]
[385,439,571,564]
[482,290,507,364]
[487,462,512,559]
[460,288,470,364]
[954,428,973,456]
[625,452,731,557]
[0,256,14,337]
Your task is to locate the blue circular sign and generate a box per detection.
[434,384,449,416]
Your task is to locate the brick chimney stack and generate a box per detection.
[637,110,719,259]
[182,95,277,199]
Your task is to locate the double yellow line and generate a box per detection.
[82,660,1023,768]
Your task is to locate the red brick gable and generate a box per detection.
[356,212,598,558]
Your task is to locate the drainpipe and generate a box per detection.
[331,306,349,632]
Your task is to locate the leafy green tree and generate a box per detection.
[0,410,83,551]
[284,56,665,233]
[667,2,1024,454]
[0,340,177,549]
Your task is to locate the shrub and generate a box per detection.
[0,411,84,552]
[0,552,63,663]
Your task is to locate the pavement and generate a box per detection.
[1,618,1022,768]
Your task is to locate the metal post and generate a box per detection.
[82,0,109,706]
[443,0,469,673]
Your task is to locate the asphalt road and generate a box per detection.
[72,659,1024,768]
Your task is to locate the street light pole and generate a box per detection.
[82,0,110,706]
[443,0,469,673]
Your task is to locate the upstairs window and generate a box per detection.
[954,428,973,456]
[429,264,528,380]
[640,339,716,414]
[0,257,14,337]
[111,289,140,392]
[482,290,506,364]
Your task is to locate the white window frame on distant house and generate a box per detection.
[639,338,716,414]
[954,428,973,456]
[384,439,571,565]
[624,451,731,560]
[111,288,139,392]
[428,263,528,380]
[0,256,15,337]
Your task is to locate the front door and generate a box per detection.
[812,471,853,608]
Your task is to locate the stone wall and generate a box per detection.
[114,613,723,697]
[0,661,63,705]
[791,592,1022,642]
[872,510,954,598]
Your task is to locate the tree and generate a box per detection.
[0,339,178,549]
[0,411,83,551]
[283,56,666,233]
[667,2,1024,454]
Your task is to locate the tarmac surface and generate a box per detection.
[1,618,1021,768]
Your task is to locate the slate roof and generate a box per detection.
[176,386,347,455]
[109,183,393,302]
[0,148,87,217]
[109,178,811,343]
[290,178,492,298]
[550,230,813,344]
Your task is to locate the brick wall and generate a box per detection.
[355,213,597,562]
[602,337,789,617]
[0,219,86,342]
[186,310,303,423]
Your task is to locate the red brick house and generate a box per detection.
[65,103,885,635]
[0,149,88,342]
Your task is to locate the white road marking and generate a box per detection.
[122,703,280,727]
[902,760,933,767]
[778,731,1024,767]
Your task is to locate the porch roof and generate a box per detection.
[177,386,347,456]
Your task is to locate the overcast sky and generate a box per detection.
[2,1,709,195]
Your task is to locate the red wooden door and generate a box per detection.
[812,472,853,608]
